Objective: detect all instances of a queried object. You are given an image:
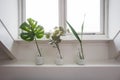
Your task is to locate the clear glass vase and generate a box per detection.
[76,48,85,65]
[55,53,63,65]
[36,55,44,65]
[76,57,85,65]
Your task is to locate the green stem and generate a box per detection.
[79,41,84,59]
[78,48,82,59]
[55,43,63,59]
[34,38,42,57]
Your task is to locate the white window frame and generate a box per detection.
[100,0,109,36]
[18,0,108,37]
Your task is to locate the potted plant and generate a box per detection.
[19,18,44,65]
[66,20,85,65]
[45,26,64,65]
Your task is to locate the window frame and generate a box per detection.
[18,0,108,36]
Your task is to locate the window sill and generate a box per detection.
[61,34,111,41]
[0,59,120,67]
[15,35,112,44]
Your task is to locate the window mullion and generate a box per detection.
[59,0,67,33]
[18,0,26,38]
[104,0,109,36]
[18,0,26,25]
[100,0,108,36]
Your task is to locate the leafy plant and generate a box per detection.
[45,26,64,59]
[19,18,44,57]
[66,21,84,59]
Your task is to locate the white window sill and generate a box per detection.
[15,35,112,44]
[0,59,120,67]
[61,34,111,41]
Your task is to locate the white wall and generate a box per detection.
[0,0,17,59]
[108,0,120,58]
[0,0,116,64]
[0,21,15,60]
[0,67,120,80]
[109,0,120,39]
[10,41,110,65]
[0,0,120,80]
[1,40,119,80]
[0,0,18,39]
[0,22,14,51]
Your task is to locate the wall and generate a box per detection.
[1,40,119,80]
[0,0,17,60]
[0,67,120,80]
[0,0,114,63]
[109,0,120,39]
[0,21,14,51]
[108,0,120,59]
[0,0,18,39]
[10,41,110,65]
[1,0,120,80]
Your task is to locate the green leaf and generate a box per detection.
[66,21,82,44]
[27,18,35,29]
[20,18,44,41]
[20,22,31,32]
[34,25,44,38]
[35,30,44,38]
[34,25,44,33]
[81,20,84,39]
[45,32,51,39]
[36,34,44,38]
[66,21,85,59]
[19,18,44,57]
[20,32,34,41]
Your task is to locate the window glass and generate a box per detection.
[26,0,58,32]
[67,0,100,33]
[25,0,102,33]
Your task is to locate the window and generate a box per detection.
[67,0,100,33]
[19,0,107,35]
[26,0,58,32]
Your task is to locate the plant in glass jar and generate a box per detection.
[45,26,64,65]
[19,18,44,65]
[66,20,85,65]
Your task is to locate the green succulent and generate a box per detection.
[20,18,44,56]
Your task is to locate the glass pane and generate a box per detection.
[67,0,100,33]
[26,0,58,32]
